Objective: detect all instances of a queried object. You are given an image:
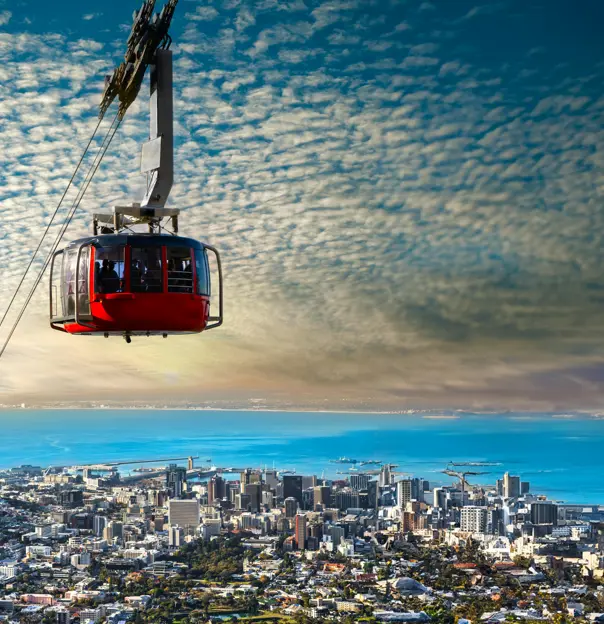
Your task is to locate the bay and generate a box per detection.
[0,409,602,505]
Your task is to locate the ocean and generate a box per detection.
[0,409,603,505]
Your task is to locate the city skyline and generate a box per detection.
[1,451,602,624]
[1,0,604,409]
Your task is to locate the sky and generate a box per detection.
[1,0,604,410]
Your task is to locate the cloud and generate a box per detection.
[1,0,604,411]
[455,2,507,23]
[185,6,220,22]
[82,13,102,21]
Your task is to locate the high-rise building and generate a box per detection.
[208,476,225,505]
[460,506,487,533]
[166,464,187,498]
[366,480,378,510]
[169,525,184,547]
[236,493,251,511]
[240,469,261,492]
[379,464,393,487]
[397,479,413,508]
[433,487,447,511]
[530,502,558,526]
[334,489,359,511]
[327,524,345,546]
[262,490,275,508]
[487,508,505,535]
[521,481,530,495]
[58,490,84,508]
[243,483,261,513]
[93,515,107,537]
[227,482,239,503]
[284,497,298,518]
[350,474,371,491]
[294,514,307,549]
[283,475,303,506]
[55,608,70,624]
[264,470,279,489]
[103,521,123,541]
[302,475,317,490]
[313,486,331,509]
[168,499,200,529]
[503,473,521,499]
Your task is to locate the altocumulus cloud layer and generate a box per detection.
[1,0,604,409]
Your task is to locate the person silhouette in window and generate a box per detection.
[100,259,120,293]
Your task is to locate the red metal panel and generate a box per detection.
[62,292,210,335]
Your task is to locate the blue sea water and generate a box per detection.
[0,410,603,505]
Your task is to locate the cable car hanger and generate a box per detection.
[0,0,223,354]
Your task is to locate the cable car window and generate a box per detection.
[131,247,163,293]
[95,246,125,294]
[62,248,77,317]
[77,246,91,316]
[167,247,193,293]
[195,248,210,296]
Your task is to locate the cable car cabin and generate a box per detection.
[49,234,222,340]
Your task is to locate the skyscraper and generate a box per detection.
[283,475,303,506]
[264,470,279,489]
[166,464,187,498]
[294,514,307,549]
[433,487,447,511]
[327,524,345,546]
[366,480,378,510]
[530,502,558,526]
[334,489,359,511]
[208,475,225,505]
[487,508,505,535]
[169,525,184,547]
[460,506,487,533]
[168,499,200,529]
[243,483,261,513]
[350,474,371,491]
[313,486,331,509]
[503,473,521,499]
[379,464,393,487]
[93,515,107,537]
[397,479,413,508]
[55,608,70,624]
[284,497,298,518]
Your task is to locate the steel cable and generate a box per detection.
[0,115,106,329]
[0,113,122,359]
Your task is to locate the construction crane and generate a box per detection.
[441,463,491,503]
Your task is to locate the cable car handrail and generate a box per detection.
[204,244,223,330]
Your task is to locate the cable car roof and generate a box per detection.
[64,233,207,250]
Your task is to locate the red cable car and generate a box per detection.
[48,8,223,343]
[49,234,222,341]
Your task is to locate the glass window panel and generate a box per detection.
[77,246,91,316]
[195,249,210,296]
[95,246,125,294]
[167,247,193,293]
[130,247,163,293]
[62,248,77,317]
